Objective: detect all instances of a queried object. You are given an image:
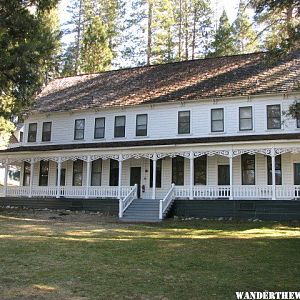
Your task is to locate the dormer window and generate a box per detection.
[42,122,52,142]
[114,116,125,138]
[74,119,85,140]
[28,123,37,142]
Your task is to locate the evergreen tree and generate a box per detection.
[251,0,300,52]
[0,0,59,141]
[80,16,113,73]
[210,9,235,57]
[232,0,258,54]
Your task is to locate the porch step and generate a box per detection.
[120,199,161,222]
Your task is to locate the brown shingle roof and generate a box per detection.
[32,51,300,113]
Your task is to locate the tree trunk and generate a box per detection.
[184,0,188,60]
[75,0,83,75]
[146,0,153,66]
[192,7,196,60]
[178,0,182,60]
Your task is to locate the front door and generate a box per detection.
[130,167,141,198]
[218,165,230,185]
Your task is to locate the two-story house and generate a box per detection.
[1,51,300,221]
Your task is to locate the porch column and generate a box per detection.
[4,161,8,197]
[152,153,157,200]
[271,148,276,200]
[189,151,194,200]
[85,156,91,199]
[29,158,34,198]
[56,157,62,199]
[229,151,233,200]
[118,155,123,199]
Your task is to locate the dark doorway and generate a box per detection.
[218,165,230,185]
[130,167,141,198]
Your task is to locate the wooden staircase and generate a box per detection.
[120,199,161,222]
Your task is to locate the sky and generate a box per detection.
[59,0,241,46]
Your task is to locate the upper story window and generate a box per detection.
[178,111,190,134]
[28,123,37,142]
[239,107,253,131]
[267,105,281,129]
[136,114,147,136]
[114,116,126,138]
[94,117,105,139]
[42,122,52,142]
[74,119,85,140]
[211,108,224,132]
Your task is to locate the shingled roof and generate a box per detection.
[32,51,300,114]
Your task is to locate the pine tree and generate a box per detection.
[210,9,235,57]
[251,0,300,52]
[232,0,258,54]
[80,16,113,73]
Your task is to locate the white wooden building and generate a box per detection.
[1,51,300,220]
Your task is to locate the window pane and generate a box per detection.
[137,114,147,126]
[172,157,184,185]
[28,123,37,142]
[178,111,190,134]
[39,161,49,186]
[212,120,223,132]
[267,105,281,129]
[109,159,119,186]
[194,155,207,185]
[95,128,105,138]
[115,116,125,126]
[242,154,255,185]
[75,119,85,129]
[240,119,252,130]
[75,130,84,140]
[95,118,105,128]
[73,160,83,186]
[212,109,223,120]
[240,107,252,118]
[92,159,102,172]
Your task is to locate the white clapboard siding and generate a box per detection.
[21,94,300,146]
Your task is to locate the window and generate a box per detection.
[294,163,300,185]
[211,108,224,132]
[239,107,253,131]
[178,111,190,134]
[72,160,83,186]
[241,154,255,185]
[39,161,49,186]
[114,116,126,138]
[150,159,162,188]
[94,118,105,139]
[109,159,119,186]
[28,123,37,142]
[42,122,52,142]
[136,114,147,136]
[296,103,300,128]
[194,155,207,185]
[91,159,102,186]
[267,105,281,129]
[19,132,23,142]
[172,156,184,185]
[267,155,282,185]
[23,162,31,186]
[74,119,85,140]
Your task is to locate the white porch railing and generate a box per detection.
[232,185,273,199]
[2,186,134,199]
[276,185,300,199]
[159,183,175,219]
[119,184,137,218]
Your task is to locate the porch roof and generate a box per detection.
[30,51,300,114]
[2,133,300,153]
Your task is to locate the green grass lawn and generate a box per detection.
[0,209,299,300]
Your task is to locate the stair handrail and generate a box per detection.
[119,184,137,218]
[159,183,175,220]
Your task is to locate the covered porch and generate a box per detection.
[1,145,300,202]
